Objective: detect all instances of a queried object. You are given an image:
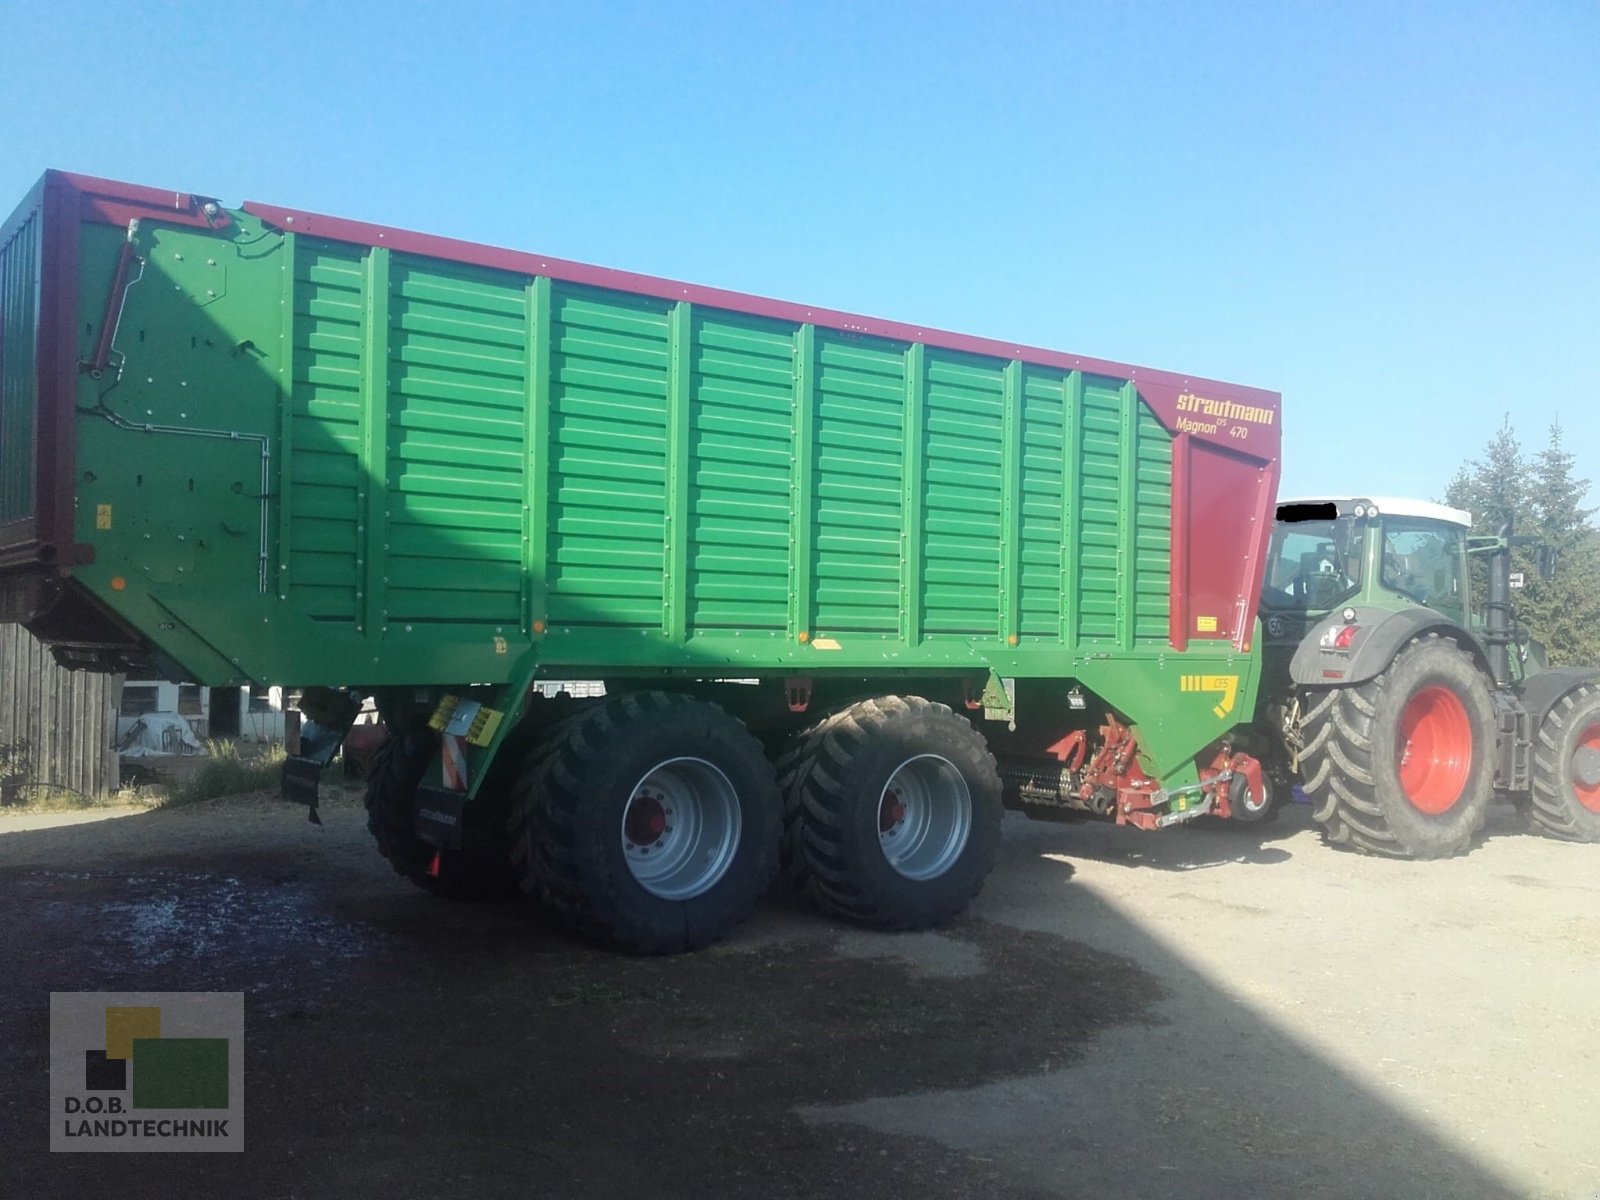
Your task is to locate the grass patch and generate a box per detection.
[0,785,158,814]
[165,741,288,805]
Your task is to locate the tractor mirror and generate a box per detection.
[1536,544,1558,581]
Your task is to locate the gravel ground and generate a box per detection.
[1,793,1596,1199]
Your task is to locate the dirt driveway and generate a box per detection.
[1,794,1596,1199]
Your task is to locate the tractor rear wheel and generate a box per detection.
[506,692,779,954]
[1528,684,1600,842]
[1300,634,1493,858]
[791,696,1002,929]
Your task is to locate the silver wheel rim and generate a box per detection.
[877,755,972,881]
[1237,772,1272,814]
[620,757,742,900]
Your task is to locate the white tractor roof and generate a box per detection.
[1279,496,1473,528]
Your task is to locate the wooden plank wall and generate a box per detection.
[0,625,121,799]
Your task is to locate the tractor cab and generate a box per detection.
[1264,497,1472,625]
[1256,497,1478,710]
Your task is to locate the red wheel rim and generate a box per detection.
[1574,723,1600,814]
[1396,685,1473,815]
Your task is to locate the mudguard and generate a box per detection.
[1289,606,1488,688]
[1516,667,1600,729]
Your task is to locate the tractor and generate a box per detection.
[1254,497,1600,856]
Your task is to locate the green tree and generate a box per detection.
[1522,423,1600,665]
[1445,419,1600,666]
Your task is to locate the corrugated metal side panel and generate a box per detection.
[287,239,365,619]
[271,246,1178,650]
[386,257,526,624]
[1075,377,1124,642]
[1133,408,1174,644]
[1017,367,1067,639]
[686,310,793,631]
[922,350,1003,637]
[1069,378,1174,647]
[546,283,669,627]
[0,204,40,533]
[811,332,904,634]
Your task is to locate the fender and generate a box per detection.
[1288,606,1489,688]
[1515,666,1600,729]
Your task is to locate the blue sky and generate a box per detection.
[4,1,1595,508]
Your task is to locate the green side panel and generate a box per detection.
[386,255,527,626]
[922,349,1004,637]
[546,283,670,628]
[1070,375,1172,647]
[1133,406,1174,643]
[0,202,40,530]
[288,238,365,619]
[685,308,794,632]
[1017,366,1066,639]
[52,202,1245,781]
[1075,376,1123,643]
[810,331,906,634]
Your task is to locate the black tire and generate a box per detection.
[364,730,520,900]
[1300,634,1493,858]
[1225,767,1282,825]
[775,710,853,893]
[794,696,1002,930]
[506,691,779,954]
[1528,683,1600,842]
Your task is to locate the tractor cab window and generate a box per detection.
[1380,520,1466,622]
[1264,514,1362,610]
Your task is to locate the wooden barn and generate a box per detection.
[0,625,120,802]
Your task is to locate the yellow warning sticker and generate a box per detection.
[96,504,113,531]
[1196,615,1218,633]
[1181,674,1240,719]
[811,637,843,651]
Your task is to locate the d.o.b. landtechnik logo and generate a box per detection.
[49,992,244,1152]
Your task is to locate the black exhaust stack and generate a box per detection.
[1484,519,1514,688]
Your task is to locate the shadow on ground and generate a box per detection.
[0,800,1526,1199]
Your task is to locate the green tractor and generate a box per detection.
[1254,497,1600,857]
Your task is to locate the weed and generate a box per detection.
[166,741,287,804]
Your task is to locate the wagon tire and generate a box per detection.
[795,696,1002,929]
[775,710,854,894]
[364,730,520,900]
[506,692,779,954]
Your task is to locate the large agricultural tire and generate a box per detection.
[775,710,854,894]
[1300,634,1493,858]
[1528,683,1600,842]
[506,692,779,955]
[792,696,1002,930]
[364,730,521,901]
